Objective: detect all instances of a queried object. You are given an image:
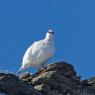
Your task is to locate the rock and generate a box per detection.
[0,91,7,95]
[26,61,95,95]
[34,84,51,92]
[19,72,30,80]
[23,62,80,95]
[0,61,95,95]
[0,73,42,95]
[80,78,95,95]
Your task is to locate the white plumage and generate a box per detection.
[17,30,55,74]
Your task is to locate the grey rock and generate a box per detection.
[0,91,7,95]
[30,61,95,95]
[0,61,95,95]
[0,73,41,95]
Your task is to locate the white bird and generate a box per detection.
[17,30,55,74]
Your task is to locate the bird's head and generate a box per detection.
[45,30,54,41]
[47,30,54,34]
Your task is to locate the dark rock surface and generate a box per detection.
[0,73,41,95]
[0,61,95,95]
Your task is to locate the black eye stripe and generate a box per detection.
[48,32,54,34]
[48,32,52,33]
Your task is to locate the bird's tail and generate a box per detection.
[17,67,23,74]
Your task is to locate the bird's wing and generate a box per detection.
[23,40,45,61]
[31,40,45,57]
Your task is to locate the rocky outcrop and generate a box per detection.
[0,73,41,95]
[0,61,95,95]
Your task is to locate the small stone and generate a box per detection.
[19,72,30,80]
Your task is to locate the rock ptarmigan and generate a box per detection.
[17,30,55,74]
